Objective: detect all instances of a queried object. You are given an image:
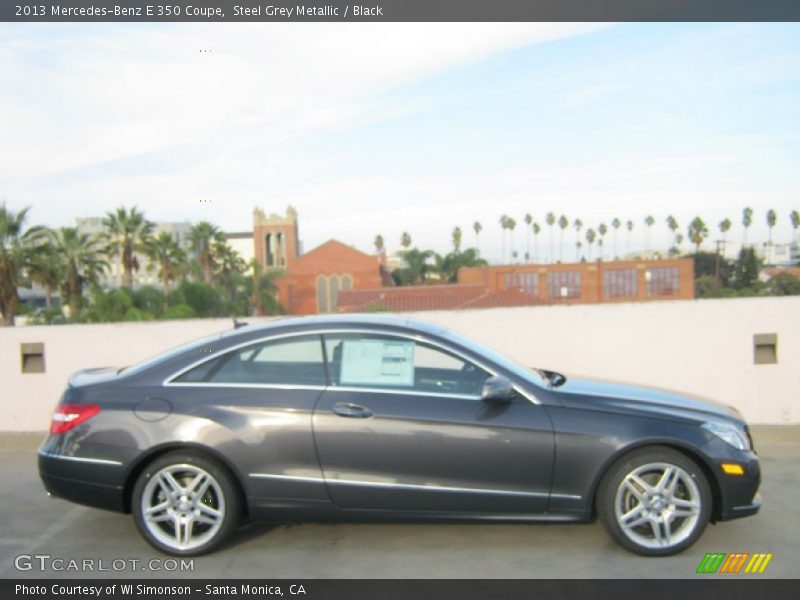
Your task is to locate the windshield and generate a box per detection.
[441,330,562,387]
[119,331,226,376]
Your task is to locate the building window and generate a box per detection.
[317,274,353,314]
[330,276,340,312]
[547,271,581,299]
[502,272,539,294]
[603,268,638,298]
[316,275,329,313]
[646,267,679,297]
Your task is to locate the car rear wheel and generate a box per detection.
[132,451,241,556]
[597,446,711,556]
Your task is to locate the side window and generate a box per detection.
[323,334,489,396]
[174,335,325,386]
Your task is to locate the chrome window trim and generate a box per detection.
[163,328,539,404]
[165,382,479,401]
[38,450,122,466]
[248,472,579,499]
[166,382,327,391]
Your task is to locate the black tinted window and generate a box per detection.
[175,335,326,386]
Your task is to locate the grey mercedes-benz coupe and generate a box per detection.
[38,315,761,556]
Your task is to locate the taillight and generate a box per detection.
[50,403,101,434]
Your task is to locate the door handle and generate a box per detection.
[332,403,373,418]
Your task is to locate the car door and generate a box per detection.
[312,332,555,514]
[167,333,329,503]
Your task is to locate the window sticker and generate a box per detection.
[340,339,415,387]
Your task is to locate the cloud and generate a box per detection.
[0,22,605,178]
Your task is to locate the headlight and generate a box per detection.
[702,421,751,451]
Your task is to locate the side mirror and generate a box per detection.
[481,375,515,403]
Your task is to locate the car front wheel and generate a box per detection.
[132,451,241,556]
[597,446,712,556]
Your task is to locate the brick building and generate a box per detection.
[458,258,694,304]
[337,258,694,314]
[225,206,392,315]
[274,240,391,315]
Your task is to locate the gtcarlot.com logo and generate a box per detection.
[696,552,773,574]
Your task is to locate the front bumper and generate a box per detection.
[721,491,762,520]
[699,437,762,521]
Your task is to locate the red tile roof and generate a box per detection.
[337,284,540,313]
[762,267,800,279]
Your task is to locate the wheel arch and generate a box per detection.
[587,439,723,522]
[122,442,249,517]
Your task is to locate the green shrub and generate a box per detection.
[162,304,197,320]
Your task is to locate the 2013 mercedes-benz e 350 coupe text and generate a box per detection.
[38,315,761,556]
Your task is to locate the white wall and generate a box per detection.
[1,298,798,431]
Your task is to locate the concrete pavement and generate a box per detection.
[1,431,797,579]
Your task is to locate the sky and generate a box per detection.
[0,22,799,263]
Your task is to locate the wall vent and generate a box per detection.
[21,343,46,374]
[753,333,778,365]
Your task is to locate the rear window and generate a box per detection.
[173,335,326,387]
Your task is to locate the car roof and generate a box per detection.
[232,313,448,336]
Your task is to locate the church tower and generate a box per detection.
[253,205,300,270]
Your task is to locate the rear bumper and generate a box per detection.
[38,451,127,513]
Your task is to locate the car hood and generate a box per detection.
[552,376,742,423]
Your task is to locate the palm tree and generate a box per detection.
[626,220,634,254]
[557,215,568,262]
[766,209,777,248]
[102,206,154,288]
[718,218,732,255]
[374,234,385,254]
[790,210,800,243]
[472,222,482,254]
[573,219,583,261]
[545,212,556,263]
[524,213,533,262]
[188,221,224,283]
[675,233,684,254]
[402,248,433,285]
[585,228,596,260]
[47,227,108,317]
[597,223,608,261]
[433,248,488,283]
[688,217,709,253]
[400,231,412,252]
[451,227,462,252]
[27,243,62,310]
[0,204,43,326]
[666,215,679,255]
[611,218,621,259]
[742,207,753,248]
[644,215,655,252]
[507,217,517,261]
[499,215,509,263]
[213,241,247,306]
[145,232,186,297]
[248,259,281,316]
[532,222,541,263]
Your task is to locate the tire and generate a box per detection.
[596,446,712,556]
[132,450,242,556]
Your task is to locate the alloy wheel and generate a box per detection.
[614,462,701,550]
[140,463,226,551]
